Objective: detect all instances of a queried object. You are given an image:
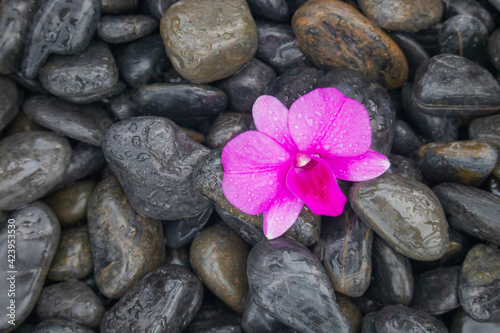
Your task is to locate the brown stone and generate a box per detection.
[292,0,408,89]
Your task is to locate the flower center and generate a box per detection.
[294,153,317,170]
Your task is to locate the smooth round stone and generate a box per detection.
[146,0,178,19]
[87,176,166,299]
[0,76,23,133]
[97,15,158,44]
[215,58,276,113]
[433,183,500,246]
[336,294,362,333]
[160,0,258,83]
[318,68,396,156]
[450,308,500,333]
[247,237,351,333]
[100,265,203,333]
[247,0,289,22]
[411,266,460,315]
[365,237,414,307]
[36,281,105,328]
[358,0,443,32]
[0,0,39,74]
[109,92,136,120]
[469,113,500,149]
[0,131,71,210]
[102,117,211,220]
[0,202,60,332]
[242,292,284,333]
[23,96,114,146]
[114,34,170,88]
[292,0,408,89]
[263,67,323,108]
[185,303,243,333]
[391,120,423,157]
[62,80,126,105]
[488,29,500,71]
[47,225,93,281]
[459,244,500,322]
[165,247,191,269]
[102,0,137,14]
[349,174,449,261]
[132,84,227,126]
[38,42,119,100]
[442,0,495,33]
[190,224,249,313]
[255,21,310,74]
[33,319,96,333]
[313,206,373,297]
[163,205,214,248]
[21,0,101,79]
[361,304,448,333]
[412,54,500,116]
[389,32,430,81]
[5,111,45,136]
[416,140,497,186]
[386,154,424,182]
[206,113,255,149]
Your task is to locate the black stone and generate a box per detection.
[102,0,137,14]
[390,32,430,81]
[386,154,424,182]
[9,71,48,95]
[242,292,284,333]
[62,80,126,104]
[247,0,289,22]
[146,0,178,20]
[0,76,22,133]
[206,113,255,149]
[391,120,423,157]
[165,247,191,269]
[215,206,266,246]
[185,303,243,333]
[109,92,136,120]
[98,15,158,44]
[163,205,214,248]
[469,113,500,149]
[33,319,96,333]
[442,0,495,33]
[488,29,500,71]
[450,308,500,333]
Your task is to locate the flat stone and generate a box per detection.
[206,113,255,149]
[292,0,408,88]
[0,131,71,210]
[0,76,23,132]
[97,15,159,44]
[160,0,258,83]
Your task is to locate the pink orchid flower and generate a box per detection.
[221,88,390,239]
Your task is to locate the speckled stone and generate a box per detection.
[206,113,255,149]
[292,0,408,88]
[190,224,249,313]
[0,131,71,211]
[0,76,23,132]
[87,176,166,299]
[160,0,258,83]
[47,225,93,281]
[97,15,159,44]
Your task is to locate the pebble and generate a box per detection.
[97,15,158,44]
[488,28,500,71]
[36,280,105,328]
[21,0,101,79]
[433,183,500,246]
[190,224,249,313]
[5,111,45,136]
[0,202,60,332]
[469,113,500,149]
[47,225,93,281]
[312,205,373,297]
[33,319,96,333]
[450,308,500,333]
[247,0,289,22]
[391,120,423,157]
[390,32,430,81]
[358,0,443,32]
[206,113,255,149]
[146,0,178,20]
[185,303,243,333]
[62,80,126,104]
[163,205,214,248]
[459,244,500,322]
[102,0,137,14]
[102,116,211,220]
[336,293,362,333]
[100,265,203,333]
[349,174,449,261]
[292,0,408,88]
[0,131,71,211]
[247,237,351,333]
[160,0,257,83]
[386,154,424,182]
[165,247,191,269]
[0,76,23,133]
[87,176,166,299]
[242,292,284,333]
[442,0,495,33]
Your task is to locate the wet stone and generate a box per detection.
[386,155,423,182]
[215,58,276,113]
[416,140,497,186]
[336,293,362,333]
[488,29,500,71]
[450,308,500,333]
[247,0,289,22]
[391,120,423,157]
[38,42,119,101]
[411,54,500,116]
[459,244,500,322]
[349,174,449,261]
[433,183,500,246]
[365,236,414,307]
[131,84,227,126]
[469,113,500,149]
[5,111,45,136]
[389,32,430,81]
[0,202,60,332]
[160,0,258,83]
[0,131,71,211]
[114,34,170,88]
[319,68,396,156]
[292,0,408,89]
[190,224,249,313]
[47,225,93,281]
[146,0,178,19]
[36,281,105,328]
[215,206,266,246]
[206,113,255,149]
[312,205,373,297]
[21,0,101,79]
[97,15,158,44]
[185,303,243,333]
[165,247,191,269]
[247,237,351,333]
[255,21,310,74]
[0,76,23,133]
[62,80,126,104]
[87,176,166,299]
[102,0,137,14]
[33,319,96,333]
[442,0,495,33]
[163,205,214,248]
[358,0,443,32]
[242,292,284,333]
[109,92,136,120]
[23,96,114,146]
[102,116,211,220]
[100,265,203,333]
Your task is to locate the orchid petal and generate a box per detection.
[323,149,391,182]
[285,155,346,216]
[222,131,292,215]
[253,95,297,152]
[289,88,371,157]
[263,187,303,240]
